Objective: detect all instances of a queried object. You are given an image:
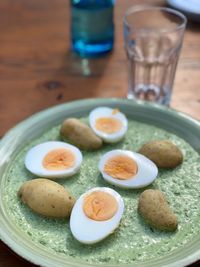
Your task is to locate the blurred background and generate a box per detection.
[0,0,199,138]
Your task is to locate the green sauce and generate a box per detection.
[3,119,200,264]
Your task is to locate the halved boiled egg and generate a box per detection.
[25,141,82,178]
[89,107,128,143]
[70,187,124,244]
[98,150,158,189]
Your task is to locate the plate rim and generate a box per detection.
[1,97,200,144]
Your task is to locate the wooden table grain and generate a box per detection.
[0,0,199,266]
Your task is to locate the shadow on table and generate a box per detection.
[39,49,114,100]
[63,50,113,77]
[187,21,200,32]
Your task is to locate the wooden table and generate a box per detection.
[0,0,199,266]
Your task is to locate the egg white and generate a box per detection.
[89,107,128,143]
[98,150,158,189]
[25,141,83,178]
[70,187,124,244]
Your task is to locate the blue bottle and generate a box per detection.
[70,0,115,57]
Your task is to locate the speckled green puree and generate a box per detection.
[3,118,200,264]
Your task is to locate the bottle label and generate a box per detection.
[71,7,113,41]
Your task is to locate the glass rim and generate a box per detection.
[123,5,187,34]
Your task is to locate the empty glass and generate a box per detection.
[124,6,187,105]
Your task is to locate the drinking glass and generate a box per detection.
[124,6,187,105]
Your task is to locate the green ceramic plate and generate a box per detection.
[0,98,200,267]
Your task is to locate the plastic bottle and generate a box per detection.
[70,0,115,57]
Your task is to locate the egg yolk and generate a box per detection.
[112,108,120,115]
[83,191,118,221]
[95,117,122,134]
[43,148,75,170]
[104,155,138,180]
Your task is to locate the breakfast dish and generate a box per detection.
[98,149,158,189]
[139,140,183,169]
[60,118,102,150]
[138,189,178,232]
[70,187,124,244]
[89,107,128,143]
[25,141,83,178]
[0,98,200,267]
[18,178,75,218]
